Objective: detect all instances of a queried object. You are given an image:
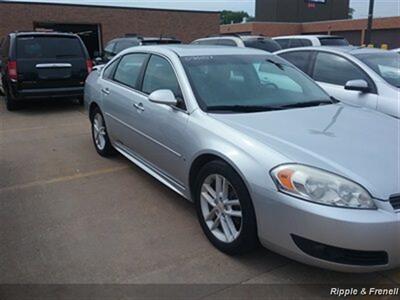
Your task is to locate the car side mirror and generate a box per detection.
[345,80,370,93]
[148,89,178,106]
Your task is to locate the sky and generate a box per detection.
[4,0,400,19]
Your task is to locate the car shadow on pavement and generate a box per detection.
[2,97,83,115]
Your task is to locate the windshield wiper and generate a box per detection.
[277,100,334,109]
[206,105,283,113]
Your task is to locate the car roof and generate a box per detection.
[129,44,273,57]
[276,46,389,55]
[11,31,79,38]
[111,36,179,42]
[273,35,344,39]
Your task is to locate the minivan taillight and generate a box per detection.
[8,61,18,81]
[86,59,93,74]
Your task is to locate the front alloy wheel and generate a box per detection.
[200,174,242,243]
[195,160,258,255]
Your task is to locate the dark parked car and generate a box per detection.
[0,31,92,111]
[97,35,182,64]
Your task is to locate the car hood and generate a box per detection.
[210,104,400,200]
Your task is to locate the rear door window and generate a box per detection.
[103,58,120,80]
[278,51,314,74]
[16,36,84,59]
[113,53,148,89]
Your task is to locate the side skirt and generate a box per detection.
[113,142,190,200]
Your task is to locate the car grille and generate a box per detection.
[390,195,400,211]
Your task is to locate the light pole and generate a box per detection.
[364,0,375,45]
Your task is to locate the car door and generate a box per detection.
[311,52,378,109]
[133,54,189,186]
[101,53,150,152]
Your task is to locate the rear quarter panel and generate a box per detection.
[84,67,103,114]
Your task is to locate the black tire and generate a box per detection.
[90,107,115,157]
[4,87,20,111]
[194,160,258,255]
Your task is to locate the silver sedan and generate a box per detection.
[276,46,400,119]
[84,45,400,272]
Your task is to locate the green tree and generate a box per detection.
[220,10,252,25]
[348,7,355,19]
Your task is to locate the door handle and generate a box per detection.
[101,88,110,95]
[133,102,145,111]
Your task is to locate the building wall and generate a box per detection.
[220,16,400,49]
[0,2,220,44]
[256,0,349,23]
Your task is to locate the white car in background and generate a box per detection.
[273,35,350,49]
[192,35,282,52]
[276,46,400,119]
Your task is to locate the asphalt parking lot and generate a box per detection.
[0,97,399,294]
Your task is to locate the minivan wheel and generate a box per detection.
[194,160,258,255]
[4,88,20,111]
[91,108,114,157]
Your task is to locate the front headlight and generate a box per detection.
[270,164,376,209]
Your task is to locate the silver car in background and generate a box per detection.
[276,46,400,119]
[85,45,400,272]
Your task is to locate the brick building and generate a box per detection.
[256,0,349,23]
[221,16,400,49]
[0,1,220,57]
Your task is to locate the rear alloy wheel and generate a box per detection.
[91,108,114,157]
[195,160,258,255]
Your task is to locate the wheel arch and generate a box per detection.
[188,151,255,202]
[89,101,101,121]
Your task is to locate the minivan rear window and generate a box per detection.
[17,36,84,59]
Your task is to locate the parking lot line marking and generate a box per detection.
[0,122,89,133]
[0,166,129,193]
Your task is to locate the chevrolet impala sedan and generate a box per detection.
[84,45,400,272]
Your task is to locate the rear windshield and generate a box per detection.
[244,38,282,52]
[17,36,84,59]
[318,37,349,46]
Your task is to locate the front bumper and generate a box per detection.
[252,187,400,272]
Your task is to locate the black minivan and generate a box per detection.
[0,32,92,110]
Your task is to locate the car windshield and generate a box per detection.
[319,37,349,46]
[354,52,400,88]
[181,54,332,112]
